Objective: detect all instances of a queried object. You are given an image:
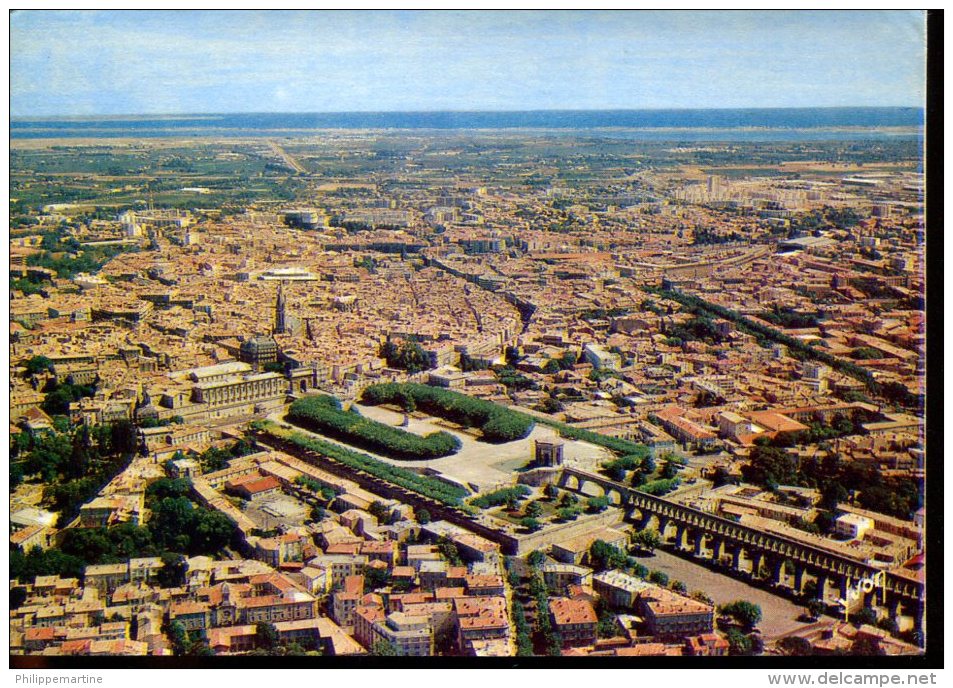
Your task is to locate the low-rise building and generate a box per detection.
[418,560,450,590]
[549,597,598,648]
[542,563,593,594]
[253,533,305,567]
[169,601,211,632]
[638,587,714,641]
[464,574,505,597]
[593,569,653,610]
[685,633,730,656]
[373,611,434,657]
[228,475,282,500]
[10,525,53,552]
[452,596,509,651]
[355,598,436,657]
[551,527,628,565]
[331,575,364,631]
[79,494,144,528]
[309,553,368,588]
[84,564,130,596]
[835,513,875,540]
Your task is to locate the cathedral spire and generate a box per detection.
[274,281,287,335]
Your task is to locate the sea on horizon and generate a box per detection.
[10,107,924,142]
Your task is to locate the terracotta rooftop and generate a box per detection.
[549,597,598,627]
[236,476,281,495]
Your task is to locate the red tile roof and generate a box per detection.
[549,598,597,627]
[344,575,364,595]
[238,476,281,495]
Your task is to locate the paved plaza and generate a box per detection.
[351,402,613,491]
[632,548,829,639]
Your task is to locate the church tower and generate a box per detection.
[274,281,287,335]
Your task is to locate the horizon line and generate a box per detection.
[10,105,925,121]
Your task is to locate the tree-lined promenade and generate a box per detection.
[361,382,653,457]
[287,394,461,460]
[361,382,536,443]
[646,286,921,410]
[252,419,470,507]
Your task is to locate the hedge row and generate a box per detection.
[640,478,681,496]
[287,395,461,460]
[254,421,469,506]
[470,485,531,509]
[361,382,654,456]
[361,383,534,443]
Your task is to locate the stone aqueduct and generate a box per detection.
[558,467,924,624]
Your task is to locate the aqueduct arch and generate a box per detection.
[557,466,923,615]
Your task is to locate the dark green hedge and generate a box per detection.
[361,382,654,455]
[470,485,532,509]
[361,383,535,443]
[641,478,680,496]
[287,395,461,460]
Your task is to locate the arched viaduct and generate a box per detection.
[559,468,924,625]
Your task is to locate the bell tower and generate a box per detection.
[274,281,287,335]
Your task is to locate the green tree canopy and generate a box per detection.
[157,552,188,588]
[381,338,433,374]
[719,600,763,630]
[588,540,629,572]
[255,622,279,651]
[726,628,753,656]
[24,355,54,375]
[521,517,541,532]
[778,636,814,656]
[741,445,798,489]
[372,639,400,656]
[631,528,661,554]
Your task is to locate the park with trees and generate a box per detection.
[252,420,469,507]
[12,420,142,526]
[742,439,922,520]
[287,394,461,460]
[11,477,237,583]
[379,337,433,374]
[361,382,535,443]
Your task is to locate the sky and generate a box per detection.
[10,9,928,116]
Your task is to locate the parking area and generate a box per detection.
[631,548,824,639]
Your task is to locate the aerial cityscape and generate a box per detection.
[8,10,931,666]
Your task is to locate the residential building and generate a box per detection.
[549,597,598,648]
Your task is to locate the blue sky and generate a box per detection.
[10,10,927,116]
